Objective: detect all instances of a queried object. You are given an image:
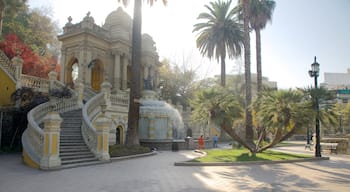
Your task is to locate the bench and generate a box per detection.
[321,143,338,154]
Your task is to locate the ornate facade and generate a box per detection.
[58,8,161,93]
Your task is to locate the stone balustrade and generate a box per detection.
[21,74,50,93]
[82,93,105,157]
[110,92,129,106]
[22,79,79,169]
[0,51,16,80]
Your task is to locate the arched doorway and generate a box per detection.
[66,57,79,88]
[116,126,123,145]
[90,59,104,91]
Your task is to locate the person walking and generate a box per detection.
[213,134,218,148]
[198,135,204,150]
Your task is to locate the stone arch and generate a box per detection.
[66,57,79,88]
[115,125,123,145]
[90,59,104,91]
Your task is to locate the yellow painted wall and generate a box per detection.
[0,67,16,106]
[22,150,40,169]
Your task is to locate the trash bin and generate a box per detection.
[172,141,179,152]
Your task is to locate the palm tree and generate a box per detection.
[241,0,254,146]
[118,0,167,146]
[253,90,313,152]
[250,0,275,93]
[193,0,243,87]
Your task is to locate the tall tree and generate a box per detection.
[2,6,61,54]
[118,0,167,146]
[0,0,27,36]
[193,0,243,87]
[241,0,254,147]
[249,0,275,93]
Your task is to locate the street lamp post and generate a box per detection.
[308,56,322,157]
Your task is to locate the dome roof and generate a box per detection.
[103,7,132,41]
[142,33,156,52]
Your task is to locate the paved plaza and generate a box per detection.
[1,143,349,192]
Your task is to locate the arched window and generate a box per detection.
[72,63,79,83]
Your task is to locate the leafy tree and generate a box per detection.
[339,103,350,133]
[193,0,243,87]
[118,0,167,146]
[158,58,198,107]
[0,0,27,36]
[2,5,60,55]
[0,34,50,77]
[300,87,339,134]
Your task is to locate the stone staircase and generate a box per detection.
[60,109,101,168]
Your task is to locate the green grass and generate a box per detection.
[190,148,311,163]
[109,145,151,157]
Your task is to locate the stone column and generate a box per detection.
[121,56,128,90]
[48,70,57,92]
[167,118,173,139]
[95,105,110,161]
[148,117,155,139]
[12,56,23,89]
[60,49,66,84]
[101,80,112,107]
[40,111,62,170]
[74,80,84,107]
[113,53,121,91]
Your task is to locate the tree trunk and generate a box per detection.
[220,55,226,87]
[126,0,142,146]
[0,2,4,37]
[243,0,254,144]
[256,29,262,93]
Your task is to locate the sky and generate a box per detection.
[27,0,350,89]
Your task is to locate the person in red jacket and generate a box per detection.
[198,135,204,150]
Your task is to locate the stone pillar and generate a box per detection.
[74,81,84,107]
[148,117,155,139]
[12,56,23,89]
[48,70,57,92]
[167,118,173,139]
[121,56,128,90]
[60,49,66,83]
[101,80,112,107]
[95,105,110,161]
[113,53,121,91]
[40,111,62,170]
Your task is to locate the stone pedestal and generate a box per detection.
[95,112,111,161]
[40,111,62,170]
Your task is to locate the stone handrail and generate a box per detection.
[84,87,97,101]
[110,92,129,107]
[22,82,79,167]
[21,74,50,93]
[82,93,105,156]
[0,51,16,81]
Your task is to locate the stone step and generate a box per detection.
[60,151,92,156]
[60,160,107,169]
[61,157,99,165]
[60,143,86,147]
[60,140,85,144]
[61,153,95,160]
[58,108,102,169]
[60,130,82,134]
[60,147,90,153]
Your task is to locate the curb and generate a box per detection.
[111,151,157,162]
[174,156,330,166]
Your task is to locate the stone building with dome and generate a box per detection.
[58,7,161,93]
